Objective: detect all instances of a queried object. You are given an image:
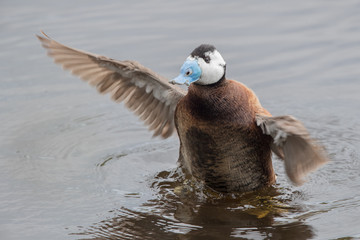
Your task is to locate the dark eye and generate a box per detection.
[204,56,210,63]
[185,69,193,76]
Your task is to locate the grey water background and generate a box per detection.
[1,0,360,239]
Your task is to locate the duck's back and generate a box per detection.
[175,79,276,192]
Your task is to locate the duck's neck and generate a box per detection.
[190,76,227,94]
[194,74,226,88]
[186,78,231,122]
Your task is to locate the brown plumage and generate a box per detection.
[37,32,328,193]
[175,80,276,192]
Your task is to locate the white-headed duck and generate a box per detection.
[37,32,328,193]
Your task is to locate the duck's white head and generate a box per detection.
[170,44,226,86]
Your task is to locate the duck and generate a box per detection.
[37,32,328,193]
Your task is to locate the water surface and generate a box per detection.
[1,0,360,239]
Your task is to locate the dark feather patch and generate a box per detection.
[190,44,216,61]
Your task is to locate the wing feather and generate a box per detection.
[256,115,329,185]
[37,32,186,138]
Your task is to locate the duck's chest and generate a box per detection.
[174,84,258,156]
[175,80,258,134]
[173,81,274,192]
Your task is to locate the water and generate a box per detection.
[1,0,360,239]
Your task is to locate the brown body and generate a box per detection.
[175,79,276,192]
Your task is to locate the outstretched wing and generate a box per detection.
[256,115,329,185]
[37,32,186,138]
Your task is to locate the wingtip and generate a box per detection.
[35,34,43,41]
[36,30,50,40]
[286,145,330,186]
[40,30,50,38]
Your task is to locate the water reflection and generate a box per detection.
[73,169,314,240]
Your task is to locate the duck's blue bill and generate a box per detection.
[170,60,201,86]
[171,74,192,86]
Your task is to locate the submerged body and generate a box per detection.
[37,33,328,193]
[176,79,275,192]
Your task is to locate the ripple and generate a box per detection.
[72,165,318,240]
